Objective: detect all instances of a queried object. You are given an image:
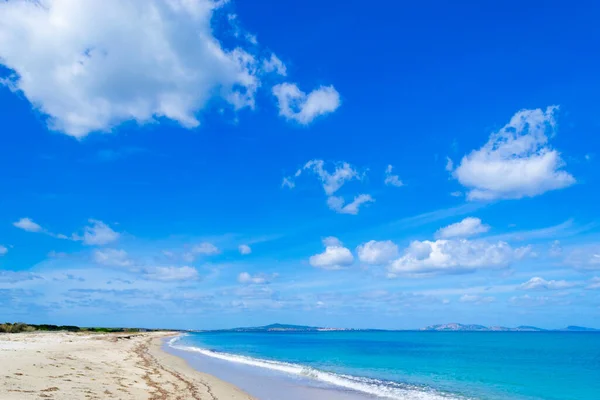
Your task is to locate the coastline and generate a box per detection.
[0,331,255,400]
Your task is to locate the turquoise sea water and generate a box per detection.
[169,331,600,400]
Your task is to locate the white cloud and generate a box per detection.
[509,294,551,307]
[300,159,361,195]
[14,217,119,245]
[549,240,563,257]
[76,219,119,245]
[587,277,600,290]
[93,249,132,267]
[183,242,220,262]
[309,237,354,270]
[262,53,286,76]
[192,242,220,255]
[388,239,530,277]
[281,177,295,189]
[445,157,454,172]
[327,194,374,215]
[0,0,264,137]
[384,165,403,187]
[564,245,600,271]
[357,240,399,265]
[459,294,495,304]
[239,244,252,255]
[237,272,275,284]
[143,266,199,281]
[450,191,463,197]
[285,160,371,214]
[519,277,577,290]
[435,217,490,239]
[0,245,7,256]
[13,217,43,232]
[272,83,340,124]
[92,247,197,281]
[451,106,575,200]
[322,236,343,247]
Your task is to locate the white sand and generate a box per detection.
[0,331,255,400]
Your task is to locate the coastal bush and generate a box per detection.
[0,322,36,333]
[0,322,154,333]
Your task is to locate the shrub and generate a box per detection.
[0,322,33,333]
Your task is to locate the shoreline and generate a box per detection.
[165,336,402,400]
[0,331,255,400]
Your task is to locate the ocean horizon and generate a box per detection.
[166,330,600,400]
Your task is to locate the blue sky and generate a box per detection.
[1,0,599,329]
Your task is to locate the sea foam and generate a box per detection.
[167,336,466,400]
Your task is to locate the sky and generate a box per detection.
[1,0,599,330]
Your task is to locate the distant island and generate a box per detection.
[420,323,599,332]
[201,323,599,333]
[204,323,361,333]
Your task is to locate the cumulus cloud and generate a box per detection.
[357,240,399,265]
[0,0,268,137]
[272,83,340,124]
[323,236,343,247]
[519,277,577,290]
[459,294,495,304]
[388,239,531,277]
[309,237,354,270]
[451,106,575,200]
[327,194,374,215]
[93,249,132,267]
[262,53,286,76]
[384,165,403,187]
[0,245,7,256]
[13,217,44,232]
[75,219,120,245]
[238,244,252,255]
[435,217,490,239]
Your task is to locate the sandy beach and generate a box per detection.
[0,331,255,400]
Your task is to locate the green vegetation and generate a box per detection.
[0,322,36,333]
[0,322,155,334]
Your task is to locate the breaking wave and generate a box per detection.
[167,336,467,400]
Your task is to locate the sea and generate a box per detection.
[164,330,600,400]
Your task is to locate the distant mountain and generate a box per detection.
[233,324,320,332]
[515,325,547,331]
[420,323,598,332]
[213,323,350,332]
[421,323,489,331]
[208,323,368,333]
[559,326,599,332]
[201,323,599,333]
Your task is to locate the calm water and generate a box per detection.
[169,331,600,400]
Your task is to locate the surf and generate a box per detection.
[168,335,464,400]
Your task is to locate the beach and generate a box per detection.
[0,331,254,400]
